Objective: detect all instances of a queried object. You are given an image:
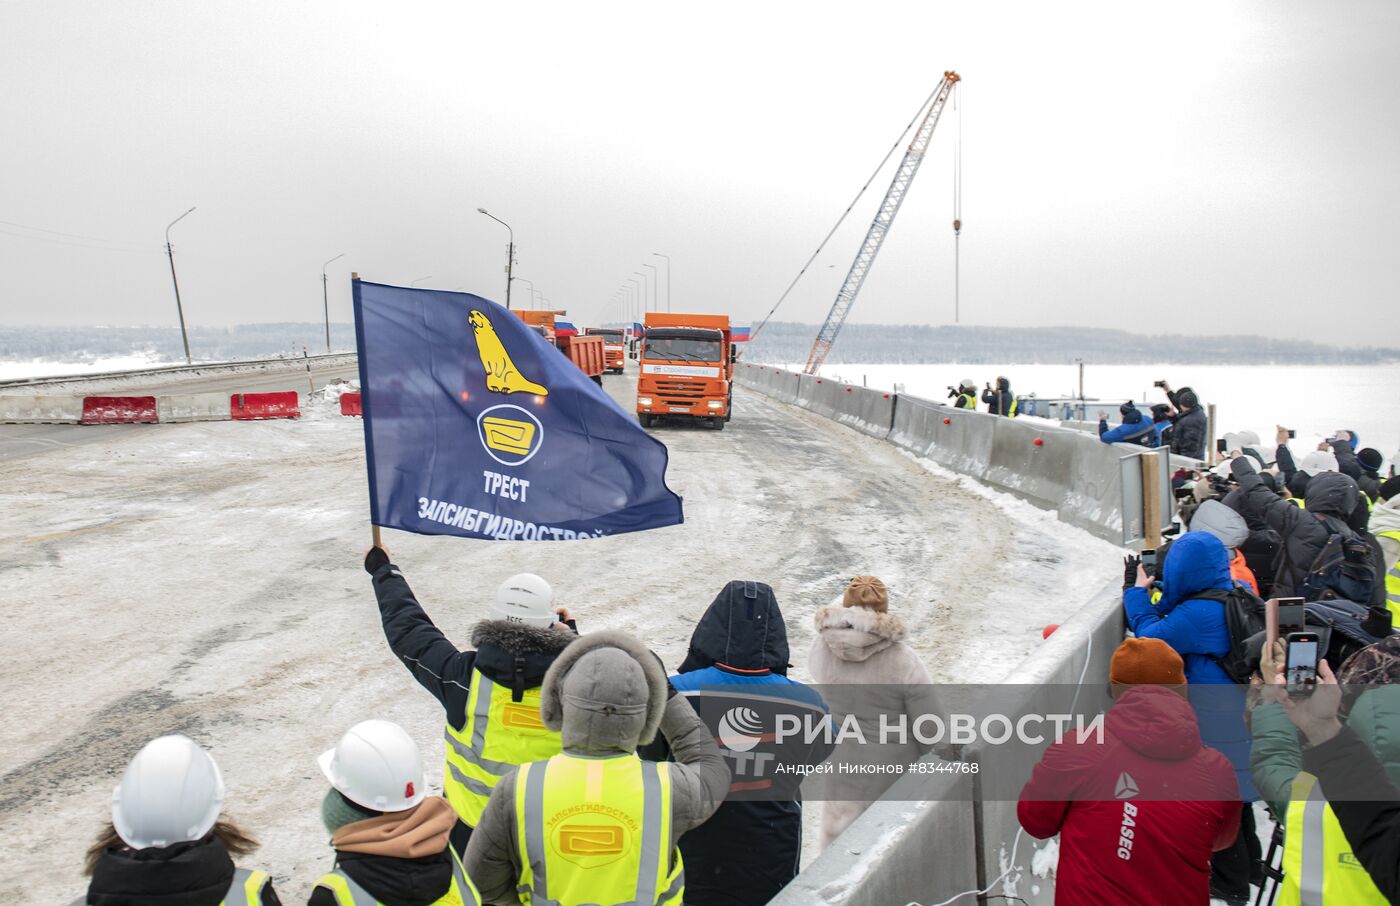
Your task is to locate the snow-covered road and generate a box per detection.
[0,372,1119,902]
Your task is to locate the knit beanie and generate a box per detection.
[321,788,381,836]
[843,576,888,613]
[1358,448,1384,472]
[1382,476,1400,502]
[1110,638,1187,688]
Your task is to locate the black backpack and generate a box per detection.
[1298,514,1378,604]
[1302,599,1394,669]
[1197,585,1268,684]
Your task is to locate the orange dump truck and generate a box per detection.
[635,312,733,429]
[514,310,556,345]
[585,327,626,373]
[556,334,605,384]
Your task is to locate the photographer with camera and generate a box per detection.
[980,375,1016,417]
[947,378,977,410]
[1156,380,1208,460]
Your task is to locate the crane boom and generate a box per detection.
[803,71,960,374]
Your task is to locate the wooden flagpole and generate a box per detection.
[353,270,383,550]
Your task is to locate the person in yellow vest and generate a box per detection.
[948,378,977,410]
[73,735,279,905]
[1250,639,1400,905]
[465,630,730,906]
[1371,478,1400,622]
[364,546,578,858]
[310,719,480,906]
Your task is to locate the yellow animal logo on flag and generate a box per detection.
[469,310,549,397]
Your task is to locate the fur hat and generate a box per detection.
[1110,638,1187,688]
[843,576,889,613]
[540,630,667,753]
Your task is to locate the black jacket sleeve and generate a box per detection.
[1232,458,1302,538]
[307,884,333,906]
[261,880,282,905]
[1276,445,1298,486]
[1329,439,1363,482]
[1303,725,1400,902]
[370,562,476,717]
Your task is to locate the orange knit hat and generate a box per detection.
[843,576,888,613]
[1110,638,1187,688]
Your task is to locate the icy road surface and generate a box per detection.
[0,373,1119,901]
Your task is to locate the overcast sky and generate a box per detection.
[1,1,1396,345]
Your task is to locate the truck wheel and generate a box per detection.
[724,396,733,422]
[711,417,725,431]
[639,414,653,428]
[592,374,603,386]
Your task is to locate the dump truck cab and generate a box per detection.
[636,313,733,430]
[585,327,626,373]
[514,310,556,346]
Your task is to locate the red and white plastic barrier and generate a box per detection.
[339,392,363,417]
[80,396,159,425]
[230,391,300,420]
[0,390,306,425]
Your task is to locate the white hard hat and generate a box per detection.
[1299,450,1339,476]
[493,573,556,629]
[959,378,975,390]
[111,735,225,850]
[318,719,425,812]
[1221,431,1261,453]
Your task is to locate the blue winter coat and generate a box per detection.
[1098,410,1155,446]
[1123,531,1258,800]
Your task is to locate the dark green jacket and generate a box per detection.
[1251,684,1400,817]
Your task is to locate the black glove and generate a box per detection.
[364,546,390,575]
[1123,555,1141,590]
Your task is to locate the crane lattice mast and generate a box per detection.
[803,71,960,375]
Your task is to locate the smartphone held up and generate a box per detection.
[1285,632,1321,695]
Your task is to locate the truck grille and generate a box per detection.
[655,381,705,400]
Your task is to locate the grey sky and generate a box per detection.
[1,1,1396,345]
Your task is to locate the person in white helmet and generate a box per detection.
[310,719,480,906]
[363,545,578,858]
[75,734,280,905]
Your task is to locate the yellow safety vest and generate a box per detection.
[71,868,270,906]
[1279,773,1387,906]
[956,393,976,410]
[1377,530,1400,623]
[314,849,480,906]
[445,667,563,827]
[1007,398,1018,418]
[514,753,683,906]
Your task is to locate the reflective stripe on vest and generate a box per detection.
[314,849,480,906]
[515,754,683,906]
[445,666,563,827]
[1377,530,1400,622]
[1007,398,1018,418]
[73,868,271,906]
[1280,773,1387,906]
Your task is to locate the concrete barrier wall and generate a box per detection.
[157,393,234,423]
[0,395,84,424]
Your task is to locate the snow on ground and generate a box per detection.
[0,351,174,381]
[0,376,1120,902]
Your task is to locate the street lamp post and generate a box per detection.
[515,277,535,309]
[164,206,197,365]
[629,275,644,317]
[477,208,515,309]
[641,263,658,317]
[652,252,671,312]
[321,252,344,353]
[632,272,649,313]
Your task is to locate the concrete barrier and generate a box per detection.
[157,393,233,423]
[230,391,300,420]
[769,773,978,906]
[0,395,84,424]
[828,383,895,438]
[80,396,158,424]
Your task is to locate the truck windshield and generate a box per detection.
[588,330,623,343]
[644,337,721,362]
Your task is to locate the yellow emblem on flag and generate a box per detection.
[481,416,537,456]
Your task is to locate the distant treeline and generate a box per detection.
[3,321,1398,367]
[0,324,357,364]
[744,321,1400,365]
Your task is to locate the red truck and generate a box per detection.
[635,312,734,429]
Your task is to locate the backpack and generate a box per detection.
[1197,585,1268,683]
[1298,514,1378,604]
[1302,599,1394,669]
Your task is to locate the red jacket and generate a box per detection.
[1017,686,1242,905]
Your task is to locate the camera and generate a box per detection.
[1287,429,1296,439]
[1153,380,1168,389]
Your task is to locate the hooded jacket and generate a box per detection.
[809,604,948,846]
[1230,459,1366,599]
[981,377,1014,416]
[82,837,281,906]
[1122,532,1258,800]
[1018,686,1241,906]
[308,798,460,906]
[642,581,829,906]
[1189,499,1259,593]
[464,631,729,905]
[1098,406,1155,447]
[1169,398,1207,460]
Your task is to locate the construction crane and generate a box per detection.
[803,70,960,374]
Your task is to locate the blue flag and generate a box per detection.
[353,281,683,540]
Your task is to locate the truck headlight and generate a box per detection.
[638,397,653,406]
[707,400,723,409]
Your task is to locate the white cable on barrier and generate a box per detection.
[910,627,1097,906]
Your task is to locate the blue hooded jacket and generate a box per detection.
[1123,531,1258,799]
[1098,407,1154,446]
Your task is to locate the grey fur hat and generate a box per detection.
[1189,498,1250,551]
[540,630,668,753]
